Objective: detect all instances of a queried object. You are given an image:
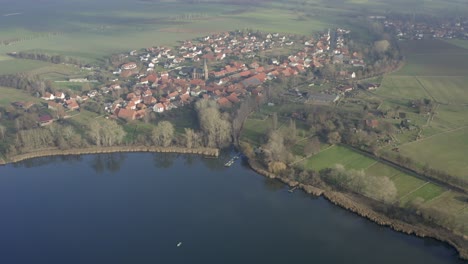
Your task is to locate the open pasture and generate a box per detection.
[431,105,468,130]
[399,183,446,205]
[394,40,468,77]
[415,76,468,105]
[302,145,450,207]
[0,58,53,74]
[376,76,429,100]
[0,86,41,107]
[301,145,375,172]
[365,162,401,178]
[398,127,468,179]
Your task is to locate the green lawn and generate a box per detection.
[302,145,375,172]
[400,183,446,205]
[301,144,450,208]
[391,173,426,198]
[241,118,270,146]
[365,162,401,178]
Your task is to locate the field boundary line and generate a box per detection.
[398,125,468,147]
[415,77,436,102]
[399,181,430,201]
[289,144,334,166]
[457,205,467,215]
[424,189,450,206]
[363,161,378,170]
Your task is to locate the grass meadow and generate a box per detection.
[0,86,41,107]
[398,127,468,178]
[299,145,462,212]
[373,39,468,179]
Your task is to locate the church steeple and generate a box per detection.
[203,59,208,81]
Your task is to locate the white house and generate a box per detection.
[153,103,165,113]
[41,92,55,101]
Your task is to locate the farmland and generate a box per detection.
[0,1,341,69]
[298,144,467,234]
[398,127,468,178]
[1,0,467,75]
[0,86,41,107]
[372,39,468,179]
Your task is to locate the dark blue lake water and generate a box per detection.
[0,152,464,264]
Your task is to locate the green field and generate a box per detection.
[416,76,468,104]
[302,145,376,171]
[399,183,446,205]
[241,119,270,146]
[365,162,401,178]
[300,145,454,207]
[445,39,468,50]
[0,86,41,107]
[372,39,468,180]
[1,0,466,74]
[399,127,468,178]
[377,76,430,100]
[0,58,54,74]
[0,1,342,69]
[394,40,468,76]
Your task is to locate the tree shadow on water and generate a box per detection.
[90,153,126,174]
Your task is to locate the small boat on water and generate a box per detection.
[177,242,182,247]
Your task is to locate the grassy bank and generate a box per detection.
[244,155,468,260]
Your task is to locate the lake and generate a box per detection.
[0,152,465,264]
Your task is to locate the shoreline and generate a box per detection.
[245,158,468,260]
[1,145,467,260]
[0,146,219,166]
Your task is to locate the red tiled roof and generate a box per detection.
[117,108,136,120]
[227,93,240,103]
[217,97,232,108]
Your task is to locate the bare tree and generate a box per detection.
[263,131,292,163]
[152,121,175,147]
[0,125,5,140]
[184,128,202,148]
[87,119,126,147]
[195,99,232,148]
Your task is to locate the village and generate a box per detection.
[378,15,468,40]
[28,28,369,125]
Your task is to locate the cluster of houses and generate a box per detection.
[41,91,81,112]
[34,28,365,123]
[103,29,363,119]
[381,16,468,40]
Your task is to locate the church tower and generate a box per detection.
[203,59,208,81]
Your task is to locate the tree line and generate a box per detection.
[8,52,81,65]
